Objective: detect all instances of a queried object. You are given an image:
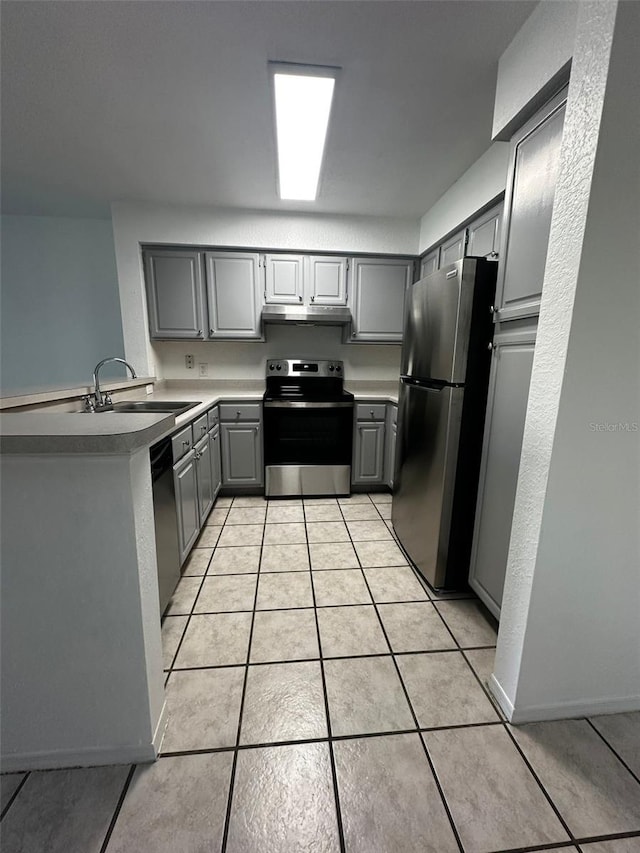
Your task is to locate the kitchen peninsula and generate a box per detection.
[0,375,398,773]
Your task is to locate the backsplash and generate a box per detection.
[152,324,401,382]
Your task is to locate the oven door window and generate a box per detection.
[264,407,353,466]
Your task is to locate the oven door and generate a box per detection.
[263,401,354,496]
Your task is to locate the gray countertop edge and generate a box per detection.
[0,382,399,455]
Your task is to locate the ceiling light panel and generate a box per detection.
[270,63,338,201]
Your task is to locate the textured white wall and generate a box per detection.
[493,0,640,720]
[418,143,509,254]
[493,1,579,140]
[0,450,165,769]
[111,202,419,378]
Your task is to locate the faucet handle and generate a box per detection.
[82,395,96,413]
[103,392,113,406]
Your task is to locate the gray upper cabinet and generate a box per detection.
[468,322,537,618]
[440,230,466,267]
[145,250,206,339]
[419,249,439,280]
[467,204,502,260]
[496,88,567,321]
[349,257,413,343]
[264,254,304,304]
[307,256,348,305]
[205,252,263,340]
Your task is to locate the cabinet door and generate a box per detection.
[384,405,398,489]
[496,89,567,321]
[195,435,215,527]
[467,204,502,259]
[145,250,205,339]
[349,258,413,343]
[205,252,262,339]
[307,256,348,305]
[420,249,439,279]
[440,230,466,267]
[468,325,537,618]
[173,451,200,564]
[221,422,264,487]
[209,427,222,500]
[264,254,304,304]
[353,421,385,485]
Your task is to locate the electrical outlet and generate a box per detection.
[185,354,194,369]
[198,362,209,377]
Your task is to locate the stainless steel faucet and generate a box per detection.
[86,357,137,411]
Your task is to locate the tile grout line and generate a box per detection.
[303,499,348,853]
[338,499,466,853]
[220,493,265,853]
[0,771,30,822]
[98,764,137,853]
[585,717,640,787]
[419,577,578,846]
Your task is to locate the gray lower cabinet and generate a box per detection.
[205,252,263,339]
[496,88,567,321]
[144,250,206,339]
[220,420,263,487]
[384,403,398,488]
[194,433,215,527]
[353,416,386,485]
[468,323,537,618]
[209,426,222,499]
[173,450,200,564]
[349,257,414,343]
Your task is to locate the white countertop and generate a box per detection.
[0,379,399,454]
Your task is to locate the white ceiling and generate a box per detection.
[1,0,535,220]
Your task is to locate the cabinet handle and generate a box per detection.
[490,305,500,316]
[200,425,207,434]
[182,440,190,448]
[298,295,303,302]
[197,329,203,337]
[488,342,494,351]
[370,410,374,418]
[209,328,214,336]
[310,295,315,302]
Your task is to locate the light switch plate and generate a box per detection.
[198,362,209,377]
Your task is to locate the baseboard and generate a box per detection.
[488,674,640,723]
[489,673,515,720]
[1,739,159,773]
[152,700,168,755]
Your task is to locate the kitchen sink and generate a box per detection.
[86,400,202,415]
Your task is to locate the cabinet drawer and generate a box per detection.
[172,424,194,462]
[219,402,262,422]
[193,414,209,443]
[207,406,220,430]
[356,403,387,421]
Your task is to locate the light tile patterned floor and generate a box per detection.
[2,492,640,853]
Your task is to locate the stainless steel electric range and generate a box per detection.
[263,359,354,497]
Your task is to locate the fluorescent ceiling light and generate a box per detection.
[271,64,338,201]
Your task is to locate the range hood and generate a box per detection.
[261,304,353,326]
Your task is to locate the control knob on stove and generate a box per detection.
[276,363,282,370]
[328,363,335,372]
[336,364,342,373]
[269,363,276,371]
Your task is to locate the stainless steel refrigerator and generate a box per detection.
[392,257,497,590]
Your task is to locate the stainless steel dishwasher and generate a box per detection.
[150,437,180,615]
